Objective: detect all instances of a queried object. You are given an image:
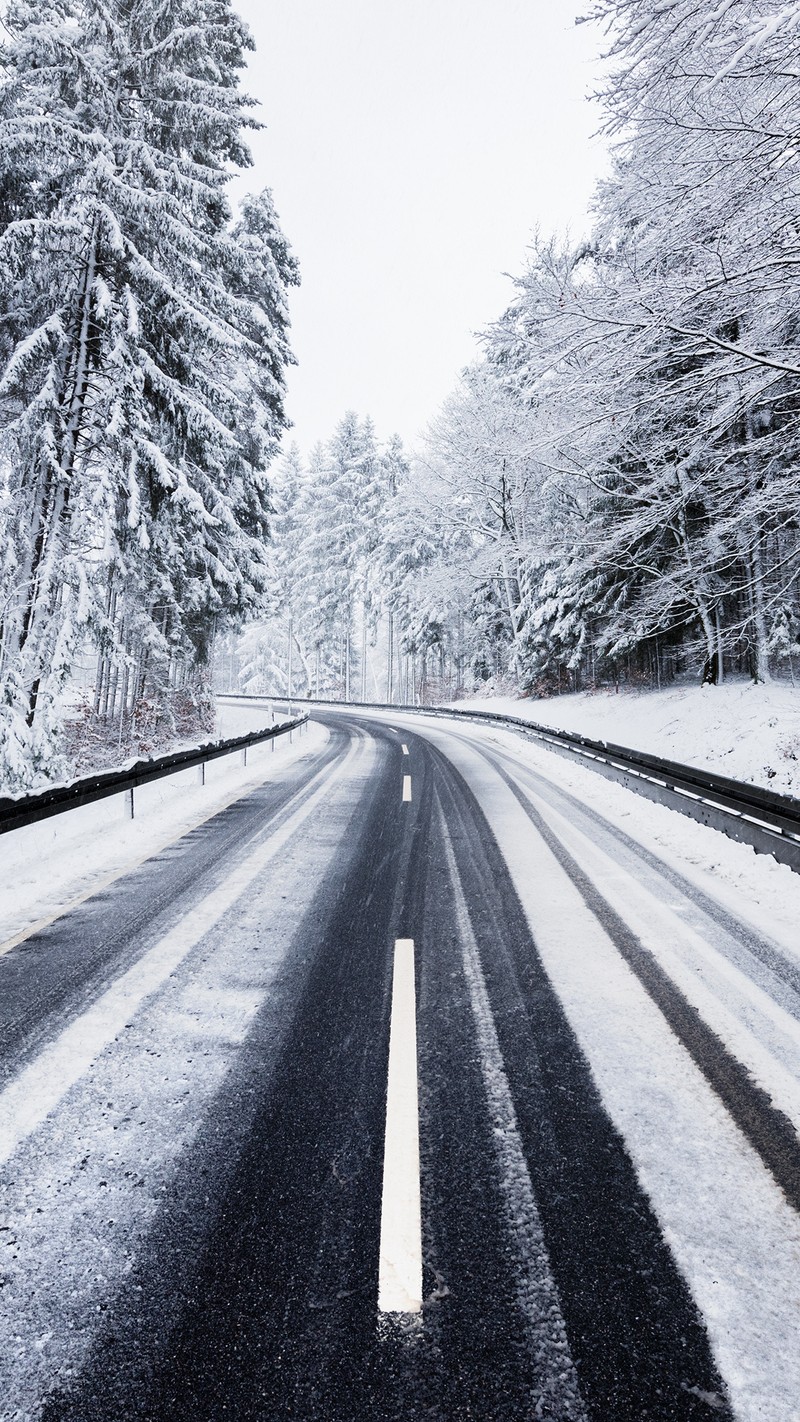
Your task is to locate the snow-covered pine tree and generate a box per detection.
[302,413,378,699]
[224,418,417,703]
[263,442,317,697]
[0,0,297,786]
[374,434,409,701]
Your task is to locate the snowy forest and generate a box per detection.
[0,0,297,787]
[233,0,800,707]
[3,0,800,787]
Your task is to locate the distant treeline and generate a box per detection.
[231,1,800,707]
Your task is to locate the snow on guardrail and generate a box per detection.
[0,716,309,836]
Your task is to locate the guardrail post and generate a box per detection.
[1,713,319,838]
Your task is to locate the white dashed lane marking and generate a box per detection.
[378,938,422,1313]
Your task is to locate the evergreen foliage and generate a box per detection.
[0,0,297,786]
[346,0,800,700]
[223,418,420,703]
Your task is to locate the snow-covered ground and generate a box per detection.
[3,700,800,1422]
[341,701,797,970]
[455,680,800,798]
[485,720,800,962]
[0,706,325,950]
[4,687,798,967]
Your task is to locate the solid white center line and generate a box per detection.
[402,775,412,802]
[401,745,409,756]
[378,938,423,1313]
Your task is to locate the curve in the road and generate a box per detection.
[2,711,798,1420]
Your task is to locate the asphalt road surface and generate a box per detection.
[2,710,799,1422]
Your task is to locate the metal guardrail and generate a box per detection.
[218,693,800,873]
[0,715,309,836]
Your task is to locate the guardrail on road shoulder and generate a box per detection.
[0,715,309,836]
[217,693,800,874]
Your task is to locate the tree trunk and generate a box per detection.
[744,410,772,683]
[499,546,524,687]
[715,608,725,686]
[287,615,293,709]
[20,220,99,724]
[387,608,394,704]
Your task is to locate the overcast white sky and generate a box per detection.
[231,1,608,451]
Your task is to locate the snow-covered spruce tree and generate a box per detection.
[249,442,317,698]
[301,414,379,700]
[0,1,297,786]
[374,435,410,702]
[217,418,423,703]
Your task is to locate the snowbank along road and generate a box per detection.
[1,709,799,1421]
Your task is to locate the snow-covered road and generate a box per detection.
[1,708,798,1421]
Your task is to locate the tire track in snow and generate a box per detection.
[0,728,349,1085]
[436,798,588,1422]
[485,734,800,1009]
[427,745,731,1421]
[488,753,800,1215]
[428,725,800,1422]
[0,732,377,1422]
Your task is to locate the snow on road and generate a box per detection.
[424,720,800,1422]
[3,699,800,1420]
[457,681,800,797]
[355,697,800,971]
[0,734,375,1418]
[505,726,800,965]
[0,710,325,951]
